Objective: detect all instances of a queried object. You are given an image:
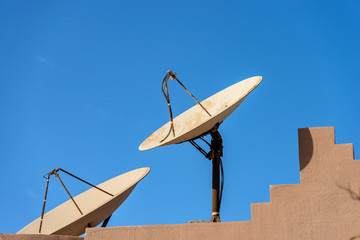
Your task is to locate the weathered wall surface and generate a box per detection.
[0,234,83,240]
[85,127,360,240]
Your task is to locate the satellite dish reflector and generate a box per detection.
[17,167,150,236]
[139,76,262,151]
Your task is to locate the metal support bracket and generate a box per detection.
[188,125,224,223]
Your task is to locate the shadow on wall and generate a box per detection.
[298,128,314,171]
[338,181,360,239]
[344,185,360,240]
[338,184,360,201]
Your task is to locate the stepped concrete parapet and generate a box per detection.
[85,127,360,240]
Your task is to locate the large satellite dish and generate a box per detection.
[18,167,150,236]
[139,76,262,151]
[139,73,262,222]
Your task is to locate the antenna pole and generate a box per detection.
[211,155,221,222]
[209,129,222,222]
[188,126,224,222]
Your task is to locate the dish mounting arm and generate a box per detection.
[160,70,212,143]
[38,168,114,233]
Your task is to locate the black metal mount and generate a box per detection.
[189,125,224,222]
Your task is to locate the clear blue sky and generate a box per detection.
[0,0,359,234]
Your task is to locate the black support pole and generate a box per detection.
[188,125,224,223]
[210,155,221,222]
[209,129,222,222]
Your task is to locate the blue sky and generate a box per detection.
[0,0,359,234]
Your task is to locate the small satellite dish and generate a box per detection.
[17,167,150,236]
[139,76,262,151]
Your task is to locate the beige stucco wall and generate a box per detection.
[0,234,82,240]
[85,127,360,240]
